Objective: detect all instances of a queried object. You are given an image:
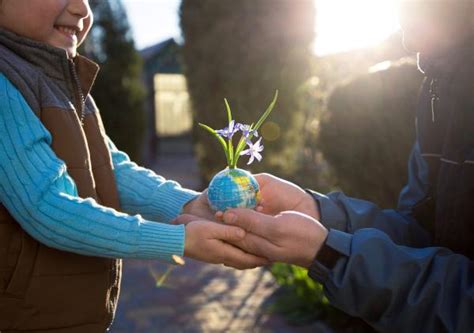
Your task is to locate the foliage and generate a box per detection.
[283,75,335,193]
[81,0,146,162]
[180,0,315,182]
[268,263,331,324]
[319,60,424,207]
[288,35,412,193]
[270,264,378,332]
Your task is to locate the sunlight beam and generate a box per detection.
[314,0,400,56]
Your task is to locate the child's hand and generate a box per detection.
[183,219,269,269]
[182,189,216,221]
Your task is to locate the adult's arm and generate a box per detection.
[309,228,474,333]
[310,143,431,247]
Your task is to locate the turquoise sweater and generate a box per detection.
[0,74,198,262]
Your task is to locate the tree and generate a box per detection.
[180,0,315,181]
[81,0,146,162]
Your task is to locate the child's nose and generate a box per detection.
[68,0,91,19]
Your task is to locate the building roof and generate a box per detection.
[140,38,182,74]
[140,38,177,61]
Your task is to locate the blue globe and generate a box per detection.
[208,168,260,211]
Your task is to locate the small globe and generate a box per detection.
[208,168,260,211]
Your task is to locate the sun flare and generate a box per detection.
[314,0,400,56]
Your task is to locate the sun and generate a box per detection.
[314,0,400,56]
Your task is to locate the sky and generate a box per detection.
[122,0,400,56]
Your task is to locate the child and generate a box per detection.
[0,1,265,332]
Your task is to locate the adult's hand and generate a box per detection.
[183,218,269,269]
[254,173,320,220]
[223,208,328,268]
[182,189,215,221]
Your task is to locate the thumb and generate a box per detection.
[223,208,273,237]
[172,214,198,225]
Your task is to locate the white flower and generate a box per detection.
[240,137,264,165]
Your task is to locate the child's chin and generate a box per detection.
[64,47,77,58]
[68,50,77,58]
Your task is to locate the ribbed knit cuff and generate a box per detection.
[137,221,185,263]
[148,186,199,223]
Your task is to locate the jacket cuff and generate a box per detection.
[307,190,348,231]
[308,229,352,283]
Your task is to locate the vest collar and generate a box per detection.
[0,28,99,97]
[417,36,474,78]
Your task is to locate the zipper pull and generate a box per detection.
[429,78,439,123]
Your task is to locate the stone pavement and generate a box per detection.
[110,139,332,333]
[111,259,330,333]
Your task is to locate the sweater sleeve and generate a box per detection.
[0,74,185,262]
[107,138,199,223]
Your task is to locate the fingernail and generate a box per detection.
[226,213,237,223]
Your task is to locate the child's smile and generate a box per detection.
[0,0,92,58]
[54,24,81,46]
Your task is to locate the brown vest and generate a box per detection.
[0,30,122,332]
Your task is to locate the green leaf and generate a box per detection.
[253,90,278,131]
[224,98,233,125]
[232,135,247,168]
[228,138,234,167]
[232,90,278,167]
[199,123,230,166]
[224,98,235,167]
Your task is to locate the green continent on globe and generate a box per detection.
[208,168,260,211]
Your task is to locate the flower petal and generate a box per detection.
[240,149,251,156]
[247,154,255,165]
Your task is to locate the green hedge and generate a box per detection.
[180,0,315,182]
[319,61,424,207]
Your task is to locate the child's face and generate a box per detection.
[0,0,92,58]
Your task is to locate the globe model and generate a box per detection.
[208,168,260,211]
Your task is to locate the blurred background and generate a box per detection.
[81,0,424,332]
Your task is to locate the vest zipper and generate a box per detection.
[69,60,86,125]
[429,78,439,123]
[69,61,119,331]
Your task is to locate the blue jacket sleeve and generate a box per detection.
[310,143,431,247]
[0,74,186,262]
[107,138,199,223]
[309,229,474,333]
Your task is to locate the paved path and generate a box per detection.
[111,259,330,333]
[110,144,332,333]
